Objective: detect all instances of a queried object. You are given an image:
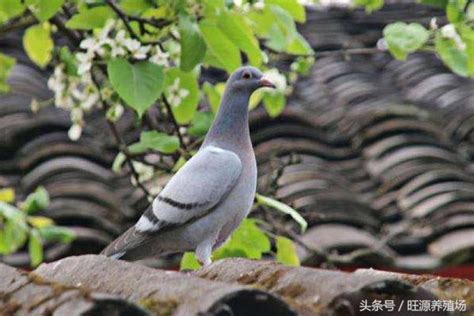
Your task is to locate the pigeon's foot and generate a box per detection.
[196,238,213,267]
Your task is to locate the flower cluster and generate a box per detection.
[441,24,466,50]
[47,19,175,141]
[263,68,288,93]
[47,64,99,140]
[130,161,155,185]
[76,20,170,75]
[166,78,189,107]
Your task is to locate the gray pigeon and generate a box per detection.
[101,66,275,265]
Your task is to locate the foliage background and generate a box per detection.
[0,0,472,268]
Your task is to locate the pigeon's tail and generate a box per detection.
[108,251,126,260]
[101,225,152,261]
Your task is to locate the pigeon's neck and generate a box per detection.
[203,89,251,149]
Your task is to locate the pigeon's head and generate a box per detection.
[226,66,276,94]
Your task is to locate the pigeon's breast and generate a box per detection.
[213,146,257,246]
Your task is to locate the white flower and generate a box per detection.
[430,17,438,30]
[124,38,140,51]
[149,46,170,66]
[71,83,84,100]
[68,124,82,141]
[132,161,154,182]
[76,52,93,75]
[107,103,124,121]
[441,24,457,39]
[263,68,287,92]
[48,65,66,93]
[99,19,115,42]
[56,94,74,109]
[81,91,99,110]
[178,89,189,99]
[254,1,265,9]
[115,30,127,44]
[441,24,466,50]
[124,38,151,59]
[109,33,127,57]
[80,38,97,50]
[166,78,189,107]
[376,38,387,51]
[71,107,83,122]
[164,40,181,62]
[30,98,39,113]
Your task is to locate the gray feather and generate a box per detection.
[136,145,242,232]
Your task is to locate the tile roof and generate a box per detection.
[2,254,470,315]
[0,0,472,278]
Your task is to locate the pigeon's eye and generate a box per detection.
[242,71,252,80]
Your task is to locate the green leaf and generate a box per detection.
[20,186,50,214]
[417,0,447,8]
[0,201,26,222]
[108,59,165,117]
[458,24,474,76]
[28,216,54,228]
[0,188,15,203]
[112,152,126,173]
[275,236,300,266]
[38,226,75,243]
[180,252,202,270]
[447,0,467,23]
[0,53,15,92]
[188,111,214,137]
[0,229,7,253]
[199,20,241,72]
[25,0,64,22]
[265,5,298,52]
[65,6,115,30]
[286,33,314,56]
[354,0,384,12]
[164,68,200,124]
[23,23,53,68]
[213,219,271,260]
[383,22,429,60]
[29,228,43,267]
[6,220,28,253]
[0,202,28,254]
[172,156,187,172]
[0,0,24,24]
[217,10,262,66]
[120,0,153,15]
[266,0,306,22]
[129,131,180,154]
[179,15,207,72]
[59,47,78,76]
[263,91,285,118]
[435,33,469,76]
[290,56,315,76]
[256,193,308,233]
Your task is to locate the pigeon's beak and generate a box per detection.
[259,77,276,89]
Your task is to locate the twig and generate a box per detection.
[105,0,171,48]
[90,68,152,198]
[106,119,153,197]
[161,95,188,151]
[105,0,138,40]
[0,16,35,34]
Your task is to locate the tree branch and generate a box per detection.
[161,95,188,151]
[90,68,152,198]
[104,0,172,48]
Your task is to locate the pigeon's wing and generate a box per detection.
[101,145,242,258]
[142,145,242,229]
